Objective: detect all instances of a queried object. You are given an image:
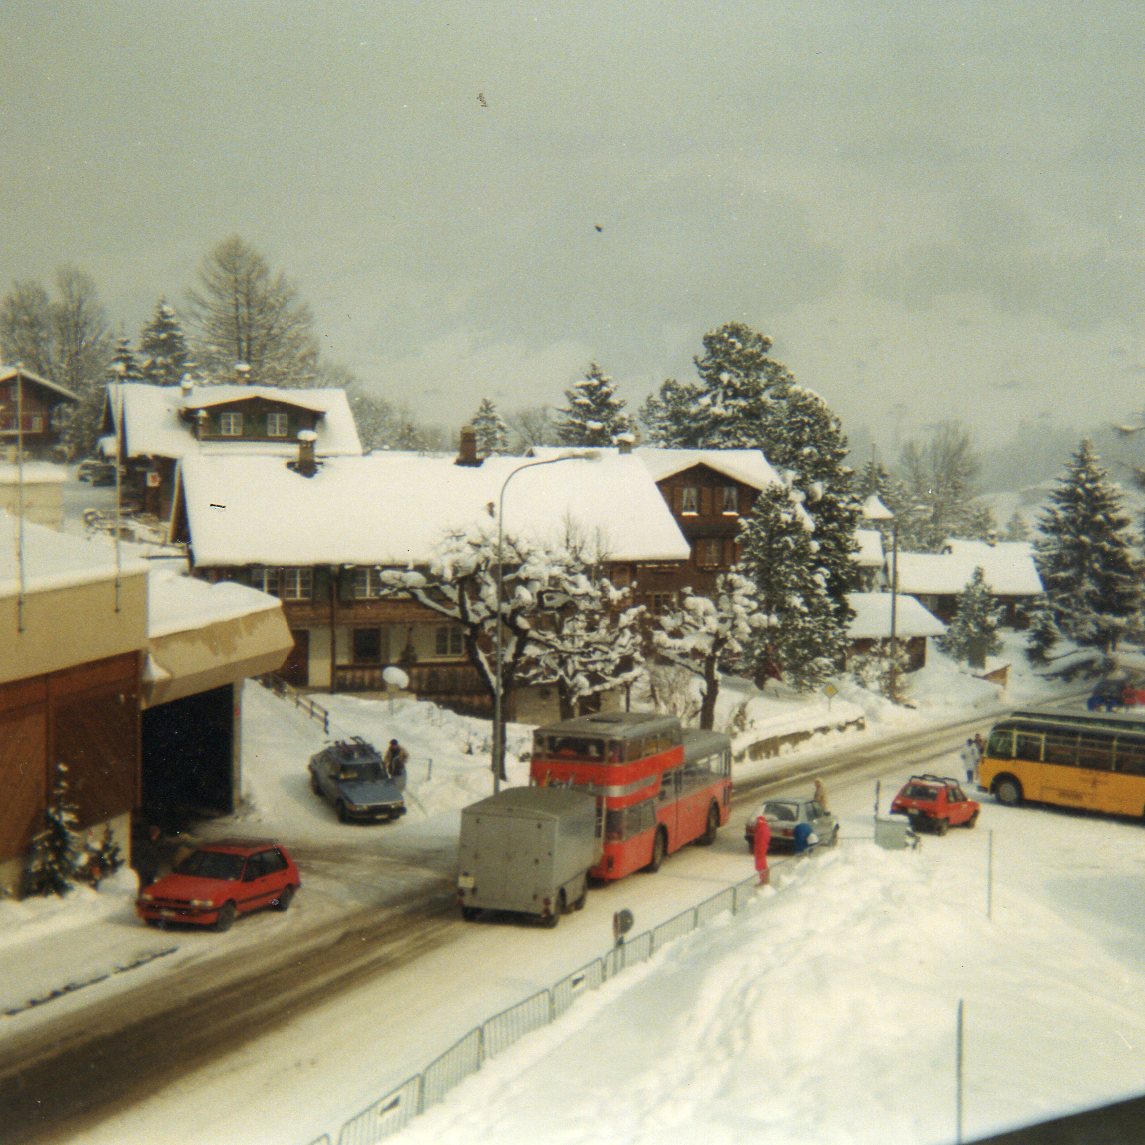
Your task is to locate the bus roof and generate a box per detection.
[536,711,682,740]
[996,705,1145,732]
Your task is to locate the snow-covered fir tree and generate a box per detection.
[640,322,793,449]
[1034,439,1143,654]
[22,764,85,897]
[1023,595,1061,665]
[470,398,510,457]
[654,571,758,729]
[110,335,144,382]
[554,362,636,447]
[1003,511,1031,542]
[738,484,847,691]
[937,566,1003,668]
[849,638,911,698]
[138,298,191,385]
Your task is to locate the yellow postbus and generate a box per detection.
[979,706,1145,818]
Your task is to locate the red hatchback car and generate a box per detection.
[137,840,300,930]
[890,775,980,835]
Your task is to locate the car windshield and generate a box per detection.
[762,802,798,822]
[176,850,246,881]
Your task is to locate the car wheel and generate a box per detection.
[994,776,1023,807]
[965,810,979,829]
[829,825,840,847]
[336,800,350,823]
[935,818,949,836]
[698,803,720,846]
[310,774,321,795]
[215,902,237,932]
[274,885,295,911]
[645,828,667,873]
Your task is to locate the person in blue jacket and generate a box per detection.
[793,820,818,854]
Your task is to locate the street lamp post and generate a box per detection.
[861,495,900,701]
[491,452,596,793]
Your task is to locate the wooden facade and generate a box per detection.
[0,368,79,460]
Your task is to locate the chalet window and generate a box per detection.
[219,411,243,436]
[644,591,677,616]
[695,538,723,568]
[250,566,280,595]
[352,627,386,663]
[267,411,289,437]
[679,487,699,514]
[29,414,44,433]
[280,567,313,600]
[352,567,385,599]
[721,486,739,514]
[435,626,465,657]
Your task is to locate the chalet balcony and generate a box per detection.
[332,661,490,713]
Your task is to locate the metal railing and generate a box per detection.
[259,674,331,735]
[307,867,779,1145]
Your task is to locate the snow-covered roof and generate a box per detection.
[148,562,284,638]
[855,528,885,567]
[530,446,781,491]
[181,452,692,567]
[105,383,363,460]
[0,511,148,597]
[0,365,80,403]
[895,547,1043,597]
[846,592,946,639]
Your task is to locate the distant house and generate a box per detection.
[895,540,1043,627]
[173,442,691,715]
[846,591,946,672]
[101,381,363,523]
[854,529,887,591]
[0,367,80,461]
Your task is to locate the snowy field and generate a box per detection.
[3,636,1144,1144]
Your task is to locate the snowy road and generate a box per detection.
[0,710,992,1145]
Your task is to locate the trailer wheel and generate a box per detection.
[543,892,565,928]
[461,907,479,921]
[573,884,587,911]
[697,803,720,846]
[645,828,667,873]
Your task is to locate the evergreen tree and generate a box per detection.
[186,235,320,386]
[110,336,145,382]
[554,362,636,447]
[739,484,847,691]
[849,638,911,698]
[654,571,758,729]
[1003,511,1031,542]
[470,398,510,457]
[138,299,191,385]
[22,765,84,897]
[937,566,1003,667]
[1024,595,1061,665]
[1034,439,1142,654]
[640,322,792,449]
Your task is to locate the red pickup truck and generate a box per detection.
[890,775,980,835]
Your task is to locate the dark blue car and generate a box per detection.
[308,738,407,823]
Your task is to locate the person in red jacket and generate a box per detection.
[753,813,771,885]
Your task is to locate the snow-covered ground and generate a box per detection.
[3,636,1144,1144]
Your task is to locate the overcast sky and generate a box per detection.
[4,2,1144,456]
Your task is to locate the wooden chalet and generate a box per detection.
[0,367,80,460]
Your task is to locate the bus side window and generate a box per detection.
[1115,736,1145,776]
[1077,734,1111,771]
[660,767,680,799]
[1044,731,1078,767]
[1015,733,1043,762]
[987,729,1014,759]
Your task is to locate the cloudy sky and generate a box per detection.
[4,2,1143,455]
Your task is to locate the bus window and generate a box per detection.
[1015,733,1042,762]
[605,801,656,840]
[987,728,1014,759]
[1043,731,1078,767]
[1115,736,1145,776]
[1077,734,1112,771]
[660,767,681,800]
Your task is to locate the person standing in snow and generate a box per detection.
[793,821,818,854]
[753,814,771,885]
[959,738,977,784]
[813,777,829,809]
[384,738,409,778]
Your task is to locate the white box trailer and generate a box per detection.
[456,787,602,927]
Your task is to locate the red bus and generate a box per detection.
[530,711,732,880]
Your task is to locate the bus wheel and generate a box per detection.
[646,828,667,873]
[697,803,719,846]
[994,776,1023,807]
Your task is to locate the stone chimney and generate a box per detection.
[296,429,318,477]
[616,432,634,455]
[234,362,251,385]
[455,425,481,467]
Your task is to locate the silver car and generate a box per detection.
[744,797,838,852]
